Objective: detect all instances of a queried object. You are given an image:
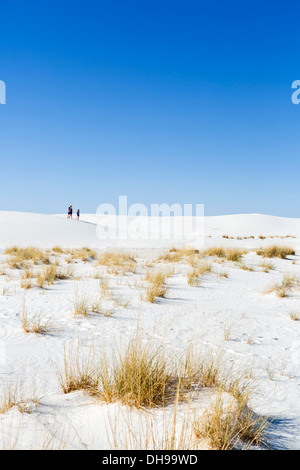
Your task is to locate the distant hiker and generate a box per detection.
[77,209,80,220]
[67,205,73,219]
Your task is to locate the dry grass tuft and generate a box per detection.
[202,246,226,258]
[155,248,196,264]
[97,333,174,408]
[52,246,64,254]
[36,265,57,288]
[225,248,247,263]
[5,246,50,268]
[193,393,269,450]
[72,291,90,317]
[145,270,168,302]
[57,341,98,394]
[98,250,136,274]
[0,379,41,415]
[259,261,274,273]
[197,261,212,275]
[20,278,33,290]
[256,245,295,259]
[68,247,97,262]
[187,269,201,287]
[99,277,113,300]
[21,301,55,335]
[265,274,299,298]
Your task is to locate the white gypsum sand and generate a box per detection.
[0,211,299,449]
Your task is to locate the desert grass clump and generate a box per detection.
[179,346,223,391]
[52,246,64,254]
[145,270,165,286]
[256,245,295,259]
[5,246,50,268]
[46,264,58,281]
[225,248,247,263]
[202,246,226,258]
[239,264,254,272]
[265,274,298,298]
[98,250,136,274]
[97,333,174,408]
[69,247,97,262]
[187,269,201,287]
[54,265,74,280]
[186,261,212,286]
[259,260,274,273]
[20,278,32,290]
[146,285,167,303]
[0,378,41,415]
[218,270,229,278]
[22,312,54,334]
[155,248,196,264]
[99,277,113,300]
[21,268,34,280]
[193,393,269,450]
[21,301,55,335]
[72,291,90,317]
[289,312,300,321]
[57,342,98,394]
[145,271,168,302]
[36,265,57,288]
[197,261,212,275]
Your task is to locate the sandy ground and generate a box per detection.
[0,211,299,449]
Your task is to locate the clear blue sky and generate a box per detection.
[0,0,300,216]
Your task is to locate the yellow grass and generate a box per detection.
[193,393,269,450]
[57,341,98,394]
[68,247,97,262]
[145,270,168,302]
[97,333,174,408]
[256,245,295,259]
[98,250,136,274]
[265,274,298,298]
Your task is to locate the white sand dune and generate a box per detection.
[1,211,300,249]
[0,211,300,449]
[0,212,99,249]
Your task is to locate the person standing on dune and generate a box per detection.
[77,209,80,220]
[67,205,73,219]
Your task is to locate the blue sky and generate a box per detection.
[0,0,300,216]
